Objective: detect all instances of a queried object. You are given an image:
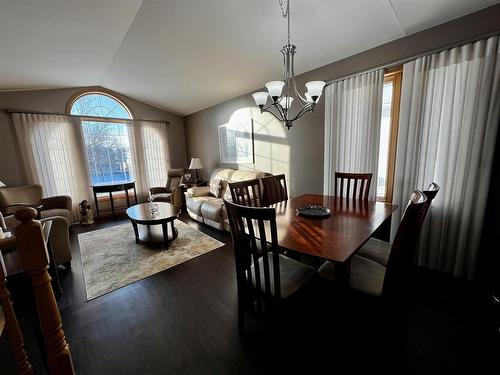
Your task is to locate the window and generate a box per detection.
[70,92,134,185]
[376,68,402,202]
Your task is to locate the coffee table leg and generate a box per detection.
[131,221,139,244]
[162,221,169,250]
[170,221,178,241]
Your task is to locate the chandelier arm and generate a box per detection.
[271,102,287,119]
[262,102,286,120]
[261,107,285,123]
[290,103,316,122]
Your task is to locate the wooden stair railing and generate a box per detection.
[0,237,33,374]
[14,207,75,374]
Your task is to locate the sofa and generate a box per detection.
[0,184,72,267]
[185,168,271,231]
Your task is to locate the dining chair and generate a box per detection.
[224,198,316,336]
[318,190,427,298]
[357,182,440,266]
[228,178,264,207]
[261,174,288,206]
[334,172,372,201]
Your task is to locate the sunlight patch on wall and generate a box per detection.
[223,107,291,195]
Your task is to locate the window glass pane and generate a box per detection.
[81,121,134,185]
[377,81,393,198]
[71,93,131,119]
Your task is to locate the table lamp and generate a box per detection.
[188,157,203,183]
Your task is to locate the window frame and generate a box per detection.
[66,87,134,121]
[67,89,136,186]
[377,67,402,203]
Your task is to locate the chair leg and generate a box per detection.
[238,308,245,338]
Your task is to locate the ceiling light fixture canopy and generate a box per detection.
[252,0,325,129]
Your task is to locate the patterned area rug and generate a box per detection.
[79,220,224,300]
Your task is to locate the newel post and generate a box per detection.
[0,249,33,374]
[14,208,75,375]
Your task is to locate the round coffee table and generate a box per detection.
[126,202,181,249]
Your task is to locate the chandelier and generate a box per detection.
[252,0,325,130]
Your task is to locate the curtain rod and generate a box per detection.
[0,108,170,125]
[325,30,500,87]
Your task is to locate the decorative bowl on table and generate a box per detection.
[296,205,331,218]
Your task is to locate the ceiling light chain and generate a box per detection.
[252,0,325,129]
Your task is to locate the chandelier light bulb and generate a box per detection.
[265,81,285,101]
[305,81,326,101]
[252,92,269,107]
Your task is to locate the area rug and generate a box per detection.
[78,220,224,300]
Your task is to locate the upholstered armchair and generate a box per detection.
[0,184,72,224]
[149,168,185,209]
[0,184,72,268]
[0,211,71,269]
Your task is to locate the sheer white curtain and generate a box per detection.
[13,113,92,220]
[324,69,385,200]
[394,35,500,279]
[129,121,170,202]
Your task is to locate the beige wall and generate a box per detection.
[0,86,187,186]
[184,4,500,197]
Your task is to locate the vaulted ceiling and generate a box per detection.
[0,0,498,115]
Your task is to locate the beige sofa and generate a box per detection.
[185,168,270,231]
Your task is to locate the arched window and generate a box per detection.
[70,92,132,119]
[69,92,134,185]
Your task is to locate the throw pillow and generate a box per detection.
[209,178,222,198]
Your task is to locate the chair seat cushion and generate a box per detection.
[251,253,316,299]
[186,196,220,216]
[151,193,172,202]
[41,208,71,225]
[356,238,391,266]
[200,199,224,222]
[318,255,386,296]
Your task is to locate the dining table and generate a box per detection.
[268,194,399,282]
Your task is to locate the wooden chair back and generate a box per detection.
[383,191,427,297]
[421,182,440,225]
[224,198,281,313]
[261,174,288,206]
[228,179,263,207]
[334,172,372,201]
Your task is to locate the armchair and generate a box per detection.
[0,184,72,268]
[0,184,72,225]
[149,168,185,209]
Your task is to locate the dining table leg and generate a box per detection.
[335,259,351,287]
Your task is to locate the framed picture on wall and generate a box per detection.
[218,119,254,164]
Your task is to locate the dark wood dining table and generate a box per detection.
[269,194,399,278]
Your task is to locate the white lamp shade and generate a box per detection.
[265,81,285,98]
[0,180,5,188]
[305,81,325,98]
[305,92,320,103]
[279,96,294,109]
[188,157,203,170]
[252,92,269,106]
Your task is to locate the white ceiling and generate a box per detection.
[0,0,498,115]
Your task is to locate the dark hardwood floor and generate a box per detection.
[1,213,499,374]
